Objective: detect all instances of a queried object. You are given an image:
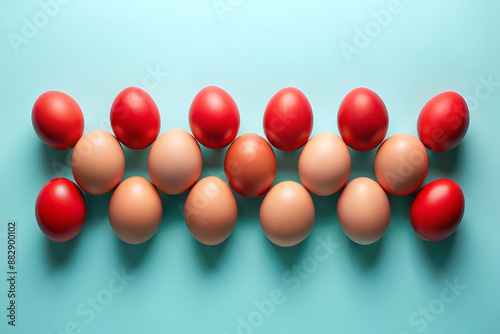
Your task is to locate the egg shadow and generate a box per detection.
[416,225,460,274]
[159,191,188,230]
[123,147,149,177]
[311,192,339,228]
[40,143,73,178]
[193,236,231,270]
[234,193,262,225]
[347,238,384,269]
[347,148,377,180]
[267,238,308,268]
[387,193,415,223]
[201,146,227,169]
[44,235,80,268]
[427,143,463,176]
[83,192,112,229]
[116,235,156,268]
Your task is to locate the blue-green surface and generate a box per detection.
[1,1,499,333]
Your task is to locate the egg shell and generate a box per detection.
[410,179,465,241]
[72,130,125,195]
[148,129,203,195]
[108,176,163,245]
[184,176,238,245]
[298,132,351,196]
[224,133,277,198]
[259,181,315,247]
[417,91,470,152]
[374,133,428,196]
[337,177,390,245]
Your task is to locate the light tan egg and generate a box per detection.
[108,176,163,244]
[184,176,238,246]
[298,132,351,196]
[259,181,315,247]
[71,130,125,195]
[374,133,428,196]
[148,129,203,194]
[337,177,390,245]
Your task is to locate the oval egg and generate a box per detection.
[259,181,315,247]
[72,130,125,195]
[148,129,203,194]
[374,133,428,196]
[337,177,391,245]
[108,176,163,244]
[298,132,351,196]
[184,176,238,245]
[224,133,277,198]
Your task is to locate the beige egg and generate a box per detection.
[337,177,390,245]
[374,133,428,196]
[184,176,238,245]
[71,130,125,195]
[148,129,203,194]
[259,181,315,247]
[298,132,351,196]
[108,176,163,244]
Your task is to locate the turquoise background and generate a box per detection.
[1,0,499,333]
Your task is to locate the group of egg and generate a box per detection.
[33,85,468,247]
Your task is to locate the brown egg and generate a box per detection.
[72,130,125,195]
[184,176,238,245]
[298,132,351,196]
[108,176,163,244]
[337,177,390,245]
[148,129,203,194]
[259,181,315,247]
[374,133,428,196]
[224,133,277,198]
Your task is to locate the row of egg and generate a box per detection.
[33,86,469,247]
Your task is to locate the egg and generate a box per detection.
[374,133,428,196]
[72,130,125,195]
[337,177,390,245]
[410,179,465,241]
[417,91,469,152]
[108,176,163,244]
[259,181,315,247]
[148,129,203,194]
[224,133,276,197]
[184,176,238,245]
[298,132,351,196]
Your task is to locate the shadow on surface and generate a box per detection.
[347,238,383,269]
[193,236,231,270]
[45,236,80,268]
[428,143,463,175]
[268,238,307,268]
[417,226,460,273]
[117,235,156,268]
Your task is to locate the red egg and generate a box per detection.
[417,91,470,152]
[110,87,161,149]
[32,91,84,150]
[263,87,313,151]
[35,178,87,242]
[337,87,388,151]
[224,133,277,197]
[410,179,465,242]
[189,86,240,149]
